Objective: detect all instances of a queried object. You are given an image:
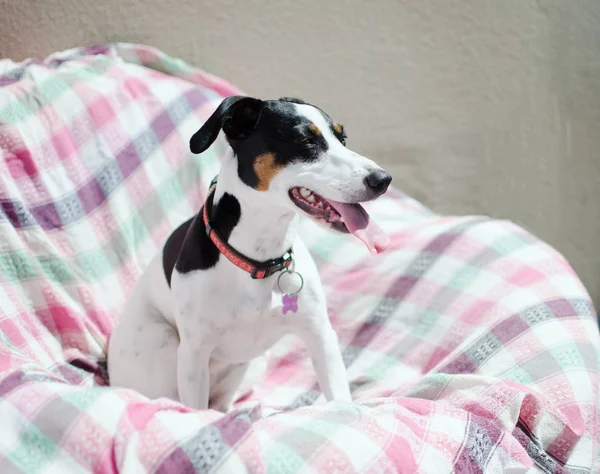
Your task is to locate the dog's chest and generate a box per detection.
[209,293,288,362]
[177,278,291,362]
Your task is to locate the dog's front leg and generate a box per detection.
[296,320,352,402]
[177,339,212,410]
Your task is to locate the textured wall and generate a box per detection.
[1,0,599,305]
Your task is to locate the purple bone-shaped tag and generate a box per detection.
[282,294,298,315]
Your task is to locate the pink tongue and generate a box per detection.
[328,200,390,254]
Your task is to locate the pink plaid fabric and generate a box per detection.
[0,43,598,473]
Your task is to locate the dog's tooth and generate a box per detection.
[317,201,323,208]
[307,195,316,203]
[300,188,311,198]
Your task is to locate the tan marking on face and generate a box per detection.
[254,152,283,191]
[333,123,344,135]
[308,123,322,135]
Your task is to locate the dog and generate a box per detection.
[107,96,392,412]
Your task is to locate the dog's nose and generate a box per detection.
[364,169,392,195]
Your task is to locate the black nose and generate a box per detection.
[364,169,392,195]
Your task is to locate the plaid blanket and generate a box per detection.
[0,43,598,474]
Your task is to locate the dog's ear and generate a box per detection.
[279,97,307,105]
[189,96,263,154]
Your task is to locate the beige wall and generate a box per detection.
[1,0,599,306]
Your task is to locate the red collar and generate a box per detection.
[202,177,293,279]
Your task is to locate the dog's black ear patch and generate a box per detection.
[223,99,262,141]
[163,193,242,285]
[190,96,263,155]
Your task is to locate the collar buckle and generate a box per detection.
[281,251,294,271]
[251,251,293,279]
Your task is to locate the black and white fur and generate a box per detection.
[107,97,392,412]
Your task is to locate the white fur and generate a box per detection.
[107,104,383,412]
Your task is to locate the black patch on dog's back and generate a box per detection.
[162,193,241,286]
[162,217,193,286]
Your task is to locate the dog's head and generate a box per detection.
[190,96,392,253]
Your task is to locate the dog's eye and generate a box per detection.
[332,124,347,146]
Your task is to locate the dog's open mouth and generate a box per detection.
[289,187,389,254]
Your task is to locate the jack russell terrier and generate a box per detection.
[107,96,392,412]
